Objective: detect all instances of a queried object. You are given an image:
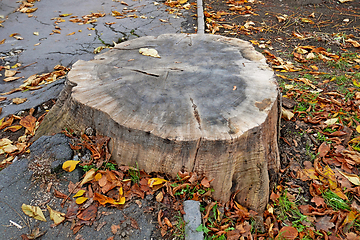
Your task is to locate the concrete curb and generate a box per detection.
[183,200,204,240]
[197,0,205,34]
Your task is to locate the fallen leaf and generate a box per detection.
[0,39,5,44]
[139,48,161,58]
[5,70,17,77]
[21,204,47,222]
[5,125,23,132]
[282,107,294,120]
[315,215,335,231]
[47,205,65,225]
[346,232,360,240]
[75,197,88,204]
[276,226,298,240]
[120,1,129,5]
[338,0,353,3]
[148,178,168,187]
[62,160,80,172]
[156,191,164,202]
[311,196,325,207]
[318,142,330,158]
[20,115,37,133]
[73,190,86,198]
[346,39,360,48]
[338,171,360,186]
[325,118,338,126]
[77,204,97,221]
[111,224,120,234]
[4,76,22,82]
[12,98,27,104]
[80,168,96,186]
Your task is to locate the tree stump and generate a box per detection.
[36,33,280,212]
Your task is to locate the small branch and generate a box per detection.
[18,62,37,70]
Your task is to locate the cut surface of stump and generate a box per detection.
[36,33,280,212]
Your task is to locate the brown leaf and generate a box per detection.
[346,232,360,240]
[130,217,139,229]
[77,204,97,221]
[164,217,173,228]
[111,224,120,234]
[311,196,325,207]
[201,177,212,188]
[4,76,22,82]
[318,142,330,158]
[276,226,298,240]
[12,97,27,104]
[54,189,68,199]
[156,191,163,202]
[315,215,335,231]
[20,115,37,133]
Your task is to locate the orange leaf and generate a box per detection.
[4,125,23,132]
[20,115,37,133]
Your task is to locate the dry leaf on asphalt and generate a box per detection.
[12,98,27,104]
[139,48,161,58]
[21,204,47,222]
[62,160,80,172]
[47,205,65,225]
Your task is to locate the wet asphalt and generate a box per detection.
[0,0,198,239]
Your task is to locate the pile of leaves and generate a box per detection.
[19,130,218,239]
[0,108,47,169]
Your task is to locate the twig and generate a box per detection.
[18,62,37,70]
[0,199,31,230]
[61,181,81,207]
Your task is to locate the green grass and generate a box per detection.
[173,212,186,240]
[274,191,310,232]
[128,162,140,184]
[322,190,350,211]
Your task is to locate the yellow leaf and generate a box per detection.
[73,190,86,198]
[343,211,358,225]
[62,160,80,172]
[179,0,188,3]
[94,172,102,181]
[357,125,360,134]
[114,197,126,205]
[353,79,360,87]
[47,205,65,225]
[300,18,314,24]
[139,48,161,58]
[148,178,168,187]
[332,187,348,201]
[5,125,23,132]
[75,197,88,204]
[338,171,360,186]
[21,204,46,222]
[119,187,123,196]
[80,168,96,186]
[59,13,72,17]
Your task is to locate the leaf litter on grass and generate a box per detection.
[202,0,360,239]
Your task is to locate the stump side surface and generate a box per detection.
[68,34,277,141]
[36,34,280,212]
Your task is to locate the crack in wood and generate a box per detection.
[192,137,202,172]
[190,97,201,130]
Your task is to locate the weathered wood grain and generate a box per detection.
[36,33,280,212]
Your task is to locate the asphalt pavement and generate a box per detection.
[0,0,196,117]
